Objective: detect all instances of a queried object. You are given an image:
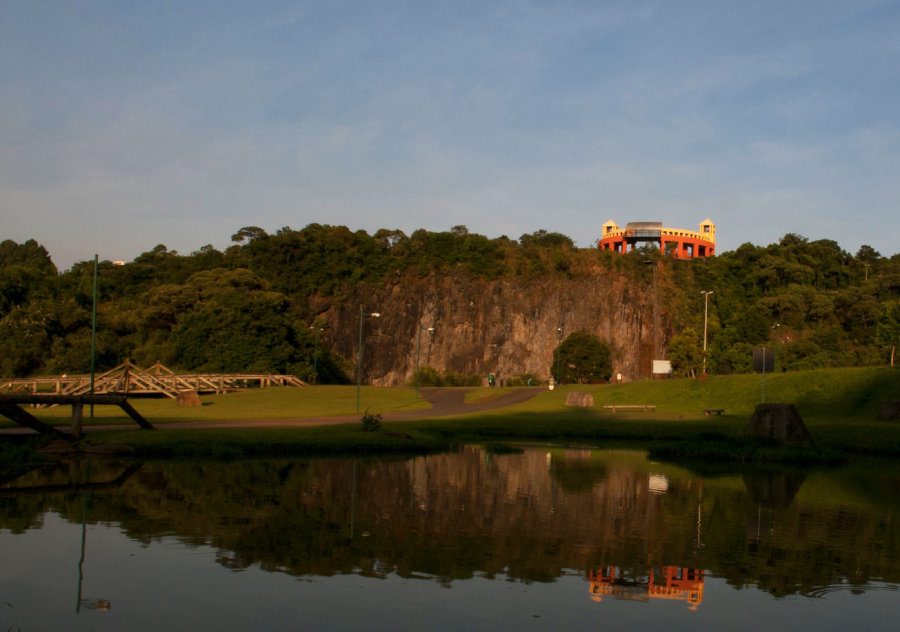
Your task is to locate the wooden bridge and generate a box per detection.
[1,360,307,401]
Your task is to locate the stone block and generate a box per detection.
[176,391,202,407]
[745,403,813,444]
[565,392,595,407]
[878,400,900,422]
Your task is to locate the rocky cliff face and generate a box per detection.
[310,267,670,386]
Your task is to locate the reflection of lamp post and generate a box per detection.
[357,308,381,412]
[555,327,563,385]
[701,291,713,374]
[309,326,323,384]
[415,326,435,399]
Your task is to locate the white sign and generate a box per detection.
[652,360,673,375]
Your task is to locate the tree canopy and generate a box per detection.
[552,332,613,384]
[1,226,898,380]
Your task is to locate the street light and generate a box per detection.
[415,326,435,399]
[90,255,98,419]
[762,323,779,403]
[357,308,381,412]
[555,327,563,386]
[701,291,714,374]
[309,326,324,385]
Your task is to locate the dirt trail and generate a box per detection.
[0,387,543,435]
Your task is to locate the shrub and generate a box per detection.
[506,373,543,387]
[361,409,382,431]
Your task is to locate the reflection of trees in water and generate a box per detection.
[1,451,900,597]
[549,449,608,493]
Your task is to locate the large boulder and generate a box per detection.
[565,392,595,407]
[878,401,900,422]
[176,391,202,407]
[746,404,813,444]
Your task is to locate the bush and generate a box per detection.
[361,409,382,431]
[506,373,543,386]
[551,332,613,384]
[406,366,442,387]
[406,367,482,387]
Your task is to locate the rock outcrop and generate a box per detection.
[314,269,668,386]
[565,392,595,407]
[176,391,202,407]
[746,404,813,444]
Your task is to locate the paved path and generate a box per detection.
[0,387,543,435]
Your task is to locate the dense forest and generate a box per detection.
[1,224,898,381]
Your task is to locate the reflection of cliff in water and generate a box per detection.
[1,448,899,597]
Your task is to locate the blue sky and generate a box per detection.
[2,0,899,270]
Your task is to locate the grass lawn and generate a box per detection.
[4,366,900,462]
[0,385,430,428]
[467,366,900,423]
[423,367,900,456]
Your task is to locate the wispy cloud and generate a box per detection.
[2,0,900,267]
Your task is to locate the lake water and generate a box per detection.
[2,446,900,631]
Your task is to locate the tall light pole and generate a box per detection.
[357,308,381,412]
[701,291,713,374]
[555,327,563,385]
[90,255,98,419]
[863,263,871,281]
[309,326,323,385]
[762,323,779,403]
[415,326,435,399]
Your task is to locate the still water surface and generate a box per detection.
[2,446,900,630]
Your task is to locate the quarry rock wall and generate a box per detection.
[311,269,671,386]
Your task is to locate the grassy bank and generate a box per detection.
[55,409,899,462]
[0,385,430,428]
[52,425,452,460]
[476,366,899,423]
[2,366,898,463]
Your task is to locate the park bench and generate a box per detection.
[702,408,725,417]
[603,405,656,413]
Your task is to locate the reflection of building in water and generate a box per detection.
[648,474,668,495]
[588,567,705,610]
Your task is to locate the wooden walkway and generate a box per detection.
[1,360,307,400]
[0,393,154,441]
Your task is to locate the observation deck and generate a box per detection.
[598,219,716,259]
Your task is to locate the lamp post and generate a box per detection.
[415,326,435,399]
[356,308,381,412]
[555,327,563,385]
[701,291,713,374]
[863,263,871,281]
[762,323,779,403]
[309,326,323,385]
[90,255,98,419]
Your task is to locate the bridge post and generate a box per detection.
[71,401,83,439]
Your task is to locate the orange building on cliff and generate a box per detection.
[598,219,716,259]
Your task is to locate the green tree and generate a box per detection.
[668,327,704,377]
[551,332,612,384]
[876,302,900,366]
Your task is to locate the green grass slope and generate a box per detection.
[2,385,430,428]
[481,366,899,422]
